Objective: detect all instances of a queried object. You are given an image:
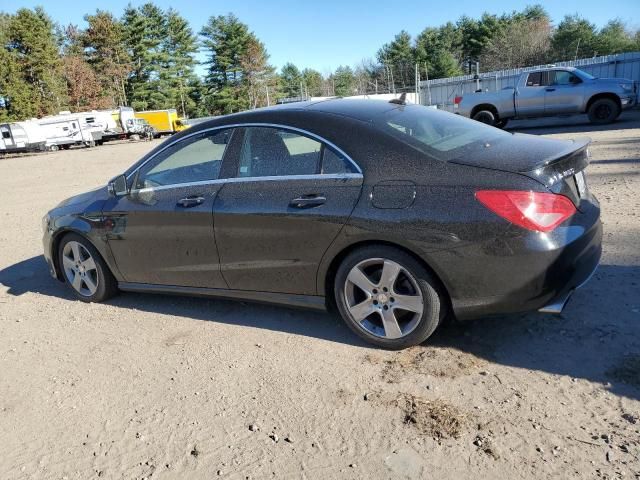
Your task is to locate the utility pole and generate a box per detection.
[266,84,270,106]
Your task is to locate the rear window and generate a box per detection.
[375,105,510,162]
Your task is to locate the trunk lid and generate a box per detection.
[449,132,591,204]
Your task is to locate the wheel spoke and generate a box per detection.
[393,294,424,315]
[347,267,376,294]
[62,255,75,271]
[70,242,81,262]
[379,260,400,290]
[82,257,97,272]
[83,275,97,294]
[380,308,403,339]
[71,272,83,291]
[348,299,375,323]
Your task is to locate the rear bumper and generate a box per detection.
[449,196,602,320]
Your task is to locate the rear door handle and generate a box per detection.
[289,194,326,209]
[177,196,205,208]
[545,88,556,92]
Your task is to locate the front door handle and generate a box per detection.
[545,88,556,92]
[177,196,205,208]
[289,194,326,209]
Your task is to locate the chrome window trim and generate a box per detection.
[131,173,363,195]
[126,122,362,185]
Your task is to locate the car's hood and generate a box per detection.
[590,77,633,85]
[55,185,110,210]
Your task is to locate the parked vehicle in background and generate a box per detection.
[457,67,637,127]
[36,115,103,150]
[0,121,47,153]
[102,106,137,140]
[134,109,189,136]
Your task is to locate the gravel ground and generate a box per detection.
[1,112,639,480]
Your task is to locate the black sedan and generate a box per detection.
[42,99,602,349]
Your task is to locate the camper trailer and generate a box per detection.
[36,116,101,150]
[0,122,47,153]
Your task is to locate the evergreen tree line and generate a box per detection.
[1,4,639,122]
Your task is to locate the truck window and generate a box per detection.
[525,72,548,87]
[550,71,580,85]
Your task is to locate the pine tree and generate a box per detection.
[4,7,67,117]
[279,63,302,98]
[162,9,198,117]
[83,10,130,107]
[200,13,252,114]
[122,3,167,111]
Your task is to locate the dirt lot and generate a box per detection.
[1,111,639,480]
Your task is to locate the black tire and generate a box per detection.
[587,98,620,124]
[57,233,118,302]
[333,245,445,349]
[494,118,509,129]
[472,109,496,126]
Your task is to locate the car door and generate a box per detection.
[544,70,585,114]
[516,71,548,117]
[103,128,235,288]
[213,126,363,295]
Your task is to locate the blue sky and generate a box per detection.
[1,0,639,73]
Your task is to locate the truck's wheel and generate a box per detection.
[473,110,496,126]
[588,98,619,124]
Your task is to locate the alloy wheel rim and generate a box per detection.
[62,241,99,297]
[344,258,424,339]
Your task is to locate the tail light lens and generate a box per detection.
[454,96,463,105]
[476,190,576,232]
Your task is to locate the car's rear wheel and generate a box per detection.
[334,246,444,349]
[58,233,118,302]
[472,110,496,126]
[588,98,619,124]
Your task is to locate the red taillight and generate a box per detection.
[454,96,463,105]
[476,190,576,232]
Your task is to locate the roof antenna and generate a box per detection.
[389,92,407,105]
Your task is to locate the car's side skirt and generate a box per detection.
[118,282,327,311]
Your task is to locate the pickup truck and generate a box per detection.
[456,67,636,127]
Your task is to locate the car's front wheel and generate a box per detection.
[334,246,444,349]
[58,233,118,302]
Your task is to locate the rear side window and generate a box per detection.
[237,127,321,177]
[322,148,358,174]
[375,105,509,162]
[526,72,549,87]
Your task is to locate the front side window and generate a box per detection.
[550,71,580,85]
[237,127,321,177]
[135,129,232,189]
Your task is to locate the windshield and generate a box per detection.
[574,68,595,80]
[375,105,510,162]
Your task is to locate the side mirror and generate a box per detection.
[570,76,582,85]
[108,174,129,196]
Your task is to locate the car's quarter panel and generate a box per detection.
[102,183,226,288]
[214,175,362,295]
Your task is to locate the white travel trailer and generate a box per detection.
[0,121,47,153]
[35,115,101,150]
